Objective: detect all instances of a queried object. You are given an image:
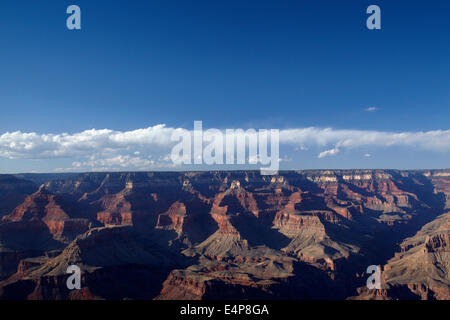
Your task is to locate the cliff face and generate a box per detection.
[353,212,450,300]
[0,170,449,300]
[427,171,450,209]
[2,186,90,242]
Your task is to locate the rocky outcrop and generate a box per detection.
[353,212,450,300]
[2,186,89,242]
[44,219,91,241]
[428,171,450,209]
[2,186,68,222]
[95,193,133,226]
[156,202,187,233]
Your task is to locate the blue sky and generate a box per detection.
[0,0,450,173]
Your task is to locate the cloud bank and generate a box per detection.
[1,125,450,171]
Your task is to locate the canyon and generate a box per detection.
[0,170,449,300]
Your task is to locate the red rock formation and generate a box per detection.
[2,186,89,241]
[353,212,450,300]
[44,219,90,241]
[95,193,133,226]
[3,186,69,223]
[273,213,324,236]
[156,202,187,233]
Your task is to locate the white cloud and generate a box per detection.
[278,127,450,154]
[76,155,154,168]
[365,107,378,112]
[278,155,292,162]
[0,125,178,160]
[318,147,340,159]
[2,125,450,170]
[64,155,179,172]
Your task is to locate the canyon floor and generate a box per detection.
[0,170,449,300]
